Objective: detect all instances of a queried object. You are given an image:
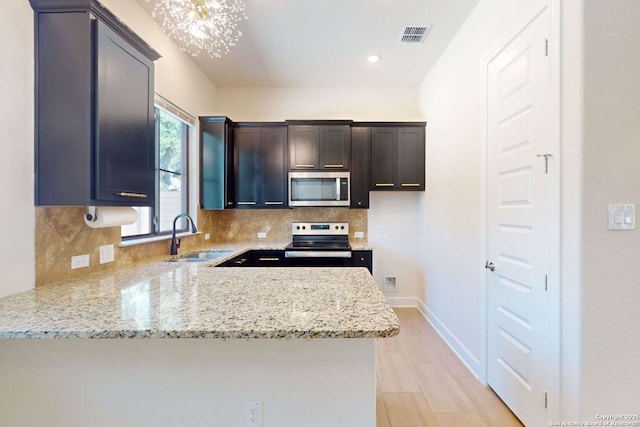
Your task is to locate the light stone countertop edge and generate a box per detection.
[0,243,397,340]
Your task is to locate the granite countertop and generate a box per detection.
[0,250,398,339]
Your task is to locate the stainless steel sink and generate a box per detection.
[170,250,234,263]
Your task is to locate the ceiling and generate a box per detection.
[137,0,479,88]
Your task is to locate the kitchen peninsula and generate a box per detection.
[0,258,398,427]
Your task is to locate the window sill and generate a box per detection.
[119,231,203,248]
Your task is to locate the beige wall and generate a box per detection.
[212,86,423,122]
[0,0,35,298]
[417,0,535,377]
[580,0,640,416]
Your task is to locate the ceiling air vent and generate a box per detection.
[400,26,431,43]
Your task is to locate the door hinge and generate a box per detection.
[544,391,548,408]
[544,274,548,291]
[544,39,549,56]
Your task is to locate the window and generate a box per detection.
[122,103,193,239]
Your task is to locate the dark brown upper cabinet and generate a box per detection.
[350,127,371,208]
[367,123,426,191]
[287,121,352,171]
[30,0,159,206]
[200,117,235,210]
[233,125,288,208]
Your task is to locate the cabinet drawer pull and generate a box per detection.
[234,258,248,265]
[258,257,281,261]
[237,202,257,205]
[324,164,344,168]
[114,191,148,198]
[375,183,394,187]
[295,164,314,168]
[264,201,284,205]
[401,183,421,187]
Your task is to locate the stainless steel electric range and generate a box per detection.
[284,222,352,267]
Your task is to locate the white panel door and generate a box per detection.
[486,4,551,426]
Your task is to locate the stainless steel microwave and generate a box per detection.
[288,171,350,207]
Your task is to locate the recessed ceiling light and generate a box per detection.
[367,55,381,63]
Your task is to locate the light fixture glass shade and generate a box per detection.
[151,0,248,58]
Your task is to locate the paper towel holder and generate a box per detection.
[83,206,138,229]
[86,206,98,222]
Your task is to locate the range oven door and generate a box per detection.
[284,250,352,267]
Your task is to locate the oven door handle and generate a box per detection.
[285,251,352,259]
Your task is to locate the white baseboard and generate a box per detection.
[415,299,482,379]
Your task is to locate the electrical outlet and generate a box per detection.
[354,231,364,238]
[384,276,397,291]
[99,244,114,264]
[257,232,267,239]
[244,401,262,427]
[71,254,90,270]
[205,233,211,240]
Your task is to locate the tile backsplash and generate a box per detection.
[35,207,367,286]
[205,208,367,244]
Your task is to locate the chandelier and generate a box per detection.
[151,0,248,58]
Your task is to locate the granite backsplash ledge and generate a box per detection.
[35,207,367,287]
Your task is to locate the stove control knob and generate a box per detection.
[296,226,300,230]
[335,226,339,229]
[302,226,306,230]
[340,226,345,230]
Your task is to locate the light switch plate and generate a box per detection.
[608,204,635,230]
[99,244,114,264]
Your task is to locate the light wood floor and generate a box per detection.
[376,308,524,427]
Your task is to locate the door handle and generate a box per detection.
[485,261,495,271]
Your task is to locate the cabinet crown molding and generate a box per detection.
[285,120,353,126]
[29,0,160,61]
[352,121,427,127]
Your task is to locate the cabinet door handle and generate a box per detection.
[295,164,314,168]
[114,191,148,198]
[360,257,365,261]
[234,258,248,265]
[375,183,394,187]
[237,201,257,205]
[400,183,421,187]
[324,164,344,168]
[264,201,284,205]
[258,257,281,261]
